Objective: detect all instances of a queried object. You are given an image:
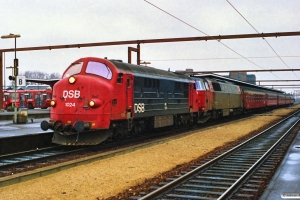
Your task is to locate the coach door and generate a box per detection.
[35,92,43,107]
[20,93,26,108]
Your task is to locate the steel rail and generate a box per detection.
[0,146,88,171]
[219,115,300,199]
[139,110,300,199]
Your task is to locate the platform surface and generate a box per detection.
[260,131,300,199]
[0,108,50,121]
[0,117,52,138]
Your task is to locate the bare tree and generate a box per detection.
[49,72,61,79]
[19,71,61,85]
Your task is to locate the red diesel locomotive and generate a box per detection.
[40,57,294,145]
[41,57,197,145]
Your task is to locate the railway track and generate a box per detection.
[0,146,89,177]
[0,110,268,187]
[0,108,297,189]
[134,111,300,199]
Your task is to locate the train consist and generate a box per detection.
[40,57,294,145]
[3,85,52,110]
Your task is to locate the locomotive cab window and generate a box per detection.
[63,62,84,78]
[86,61,112,80]
[195,81,206,91]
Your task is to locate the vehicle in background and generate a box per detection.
[2,86,52,110]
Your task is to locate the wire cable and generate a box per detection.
[146,55,300,62]
[144,0,274,74]
[226,0,299,80]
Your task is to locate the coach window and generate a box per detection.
[29,93,33,99]
[63,62,84,78]
[4,93,8,101]
[86,61,112,80]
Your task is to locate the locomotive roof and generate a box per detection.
[191,74,286,94]
[109,60,192,82]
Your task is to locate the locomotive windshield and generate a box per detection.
[86,61,112,80]
[195,81,206,91]
[63,62,84,78]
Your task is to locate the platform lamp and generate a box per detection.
[1,33,21,123]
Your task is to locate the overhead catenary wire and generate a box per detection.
[143,0,300,83]
[147,55,300,62]
[226,0,299,80]
[144,0,269,71]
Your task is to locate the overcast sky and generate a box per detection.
[1,0,299,93]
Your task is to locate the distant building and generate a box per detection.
[178,69,256,85]
[247,74,256,85]
[229,72,256,85]
[229,72,247,82]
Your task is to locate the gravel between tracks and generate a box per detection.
[0,105,299,200]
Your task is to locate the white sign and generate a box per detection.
[16,76,26,86]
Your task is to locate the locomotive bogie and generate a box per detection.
[154,115,174,128]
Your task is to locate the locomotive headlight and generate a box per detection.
[88,99,102,108]
[50,100,56,107]
[89,100,95,107]
[68,76,76,84]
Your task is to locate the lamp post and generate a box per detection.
[1,33,21,123]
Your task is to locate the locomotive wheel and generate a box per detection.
[112,129,126,142]
[131,125,142,136]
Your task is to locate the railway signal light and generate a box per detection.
[8,75,15,81]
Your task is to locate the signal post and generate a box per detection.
[1,34,21,123]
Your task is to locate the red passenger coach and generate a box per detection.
[266,92,278,107]
[284,93,295,105]
[22,89,52,109]
[2,88,52,110]
[278,93,286,106]
[2,90,20,109]
[241,87,267,110]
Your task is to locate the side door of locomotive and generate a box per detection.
[111,73,133,120]
[125,74,134,119]
[205,81,213,111]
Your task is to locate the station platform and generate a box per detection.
[260,131,300,199]
[0,117,52,138]
[0,108,51,138]
[0,108,50,121]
